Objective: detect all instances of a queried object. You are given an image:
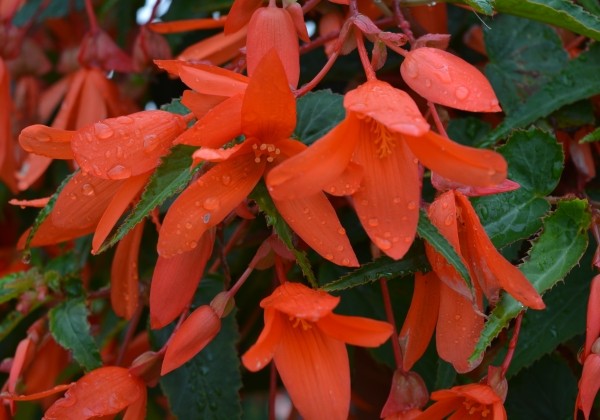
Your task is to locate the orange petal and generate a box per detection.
[161,305,221,375]
[149,17,227,33]
[110,220,145,320]
[272,192,359,267]
[157,154,264,257]
[242,308,284,371]
[19,218,94,249]
[224,0,263,34]
[150,230,215,329]
[352,127,420,259]
[1,384,74,402]
[178,27,248,65]
[577,354,600,420]
[246,7,299,88]
[16,154,52,191]
[9,197,50,208]
[404,130,507,187]
[260,282,339,320]
[273,316,350,420]
[18,125,75,159]
[8,338,35,393]
[455,191,545,310]
[401,47,501,112]
[176,94,243,148]
[92,172,152,254]
[344,80,430,137]
[317,313,393,346]
[267,118,357,200]
[584,274,600,359]
[123,386,146,420]
[242,49,296,141]
[44,366,145,419]
[38,75,70,123]
[399,272,440,371]
[75,71,108,128]
[323,161,363,197]
[71,111,187,180]
[286,3,310,42]
[174,63,248,97]
[181,90,227,120]
[51,69,87,130]
[192,143,243,163]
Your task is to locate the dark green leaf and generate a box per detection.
[0,270,37,304]
[578,0,600,16]
[49,298,102,371]
[13,0,84,26]
[552,100,596,129]
[446,117,491,148]
[579,126,600,143]
[472,129,564,247]
[162,0,233,20]
[461,0,494,14]
[434,360,457,390]
[294,90,345,145]
[470,199,591,362]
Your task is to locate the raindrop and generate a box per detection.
[21,251,31,264]
[404,236,412,243]
[490,98,500,108]
[194,200,201,207]
[407,201,417,210]
[368,218,379,227]
[393,197,401,204]
[455,86,470,100]
[203,213,211,224]
[374,236,392,250]
[81,184,95,196]
[104,150,112,158]
[189,241,198,249]
[337,227,346,235]
[442,202,449,209]
[444,214,454,226]
[342,258,350,265]
[143,134,159,153]
[116,115,134,125]
[302,207,310,214]
[424,78,432,88]
[433,64,452,83]
[221,175,231,186]
[329,186,337,194]
[116,146,124,158]
[185,222,193,230]
[203,197,220,210]
[69,193,77,200]
[336,245,344,251]
[403,60,419,79]
[36,132,51,142]
[94,123,114,139]
[325,253,334,260]
[107,165,131,179]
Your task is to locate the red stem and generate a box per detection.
[428,101,449,137]
[268,362,277,420]
[392,0,415,46]
[84,0,99,33]
[380,278,404,370]
[501,312,524,376]
[354,28,377,81]
[116,303,143,366]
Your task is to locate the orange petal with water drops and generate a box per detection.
[344,80,430,137]
[267,118,357,200]
[455,191,545,310]
[178,27,248,65]
[242,308,284,371]
[71,111,187,180]
[435,282,484,373]
[111,220,145,320]
[399,272,440,371]
[274,316,350,420]
[272,192,359,267]
[92,172,151,254]
[149,17,227,33]
[161,305,221,375]
[317,313,393,346]
[181,90,227,120]
[176,94,243,148]
[18,125,75,159]
[352,130,420,260]
[18,218,94,249]
[584,274,600,359]
[170,62,248,97]
[224,0,262,34]
[43,366,145,420]
[404,130,507,187]
[323,161,363,196]
[401,47,502,112]
[260,282,339,320]
[577,353,600,420]
[150,229,215,329]
[157,154,264,257]
[192,143,244,164]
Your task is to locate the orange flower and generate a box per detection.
[157,50,358,266]
[241,282,393,420]
[418,383,507,419]
[267,79,507,259]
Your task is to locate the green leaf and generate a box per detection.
[417,210,473,290]
[472,129,564,247]
[13,0,84,26]
[250,182,317,287]
[578,0,600,15]
[294,90,345,145]
[484,15,568,115]
[461,0,494,15]
[579,126,600,143]
[0,270,37,304]
[153,276,242,420]
[470,198,591,363]
[484,43,600,145]
[446,117,491,148]
[49,298,102,371]
[98,145,199,253]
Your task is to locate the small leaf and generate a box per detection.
[49,298,103,371]
[460,0,494,14]
[0,270,38,304]
[579,126,600,143]
[294,90,345,145]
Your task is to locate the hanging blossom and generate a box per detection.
[242,282,393,420]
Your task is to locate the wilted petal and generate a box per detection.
[18,125,75,159]
[260,282,339,321]
[317,313,393,346]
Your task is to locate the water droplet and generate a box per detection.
[325,253,334,260]
[424,78,432,88]
[104,150,112,158]
[393,197,401,204]
[455,315,462,321]
[342,258,350,265]
[490,98,499,108]
[368,217,379,227]
[81,183,95,196]
[203,213,211,223]
[444,214,454,226]
[107,165,131,179]
[116,115,134,124]
[69,193,77,200]
[407,201,417,210]
[403,60,419,79]
[21,251,31,264]
[337,227,346,235]
[329,186,337,194]
[404,236,412,243]
[455,86,469,100]
[143,134,159,153]
[302,207,310,214]
[189,241,198,249]
[433,64,452,83]
[442,202,449,209]
[94,123,114,139]
[116,146,124,158]
[221,175,231,186]
[36,132,51,142]
[194,200,201,207]
[374,236,392,250]
[203,197,220,210]
[336,245,344,251]
[487,168,496,176]
[185,222,193,230]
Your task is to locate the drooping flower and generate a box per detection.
[242,282,393,420]
[418,382,507,419]
[267,79,507,259]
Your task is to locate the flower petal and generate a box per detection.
[317,313,393,346]
[260,282,339,321]
[577,353,600,420]
[224,0,263,34]
[352,129,420,260]
[149,17,227,33]
[18,125,75,159]
[150,230,215,329]
[157,154,264,257]
[177,27,248,65]
[584,274,600,359]
[16,154,52,191]
[404,130,507,187]
[415,396,462,420]
[174,62,248,97]
[161,305,221,375]
[323,161,363,197]
[242,308,284,371]
[180,90,227,120]
[272,192,359,267]
[452,383,503,405]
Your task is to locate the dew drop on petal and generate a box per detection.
[325,253,334,260]
[106,165,131,179]
[404,236,412,243]
[81,183,95,196]
[337,227,346,235]
[444,214,454,226]
[342,258,350,265]
[442,202,449,209]
[407,201,417,210]
[336,245,344,251]
[37,132,51,142]
[455,86,470,100]
[94,123,114,139]
[424,78,432,88]
[203,197,220,210]
[104,150,112,158]
[404,60,419,79]
[302,207,310,214]
[143,134,159,153]
[185,222,193,230]
[221,175,231,186]
[116,115,134,125]
[393,197,402,204]
[203,213,211,223]
[374,236,392,250]
[368,218,379,227]
[189,241,198,249]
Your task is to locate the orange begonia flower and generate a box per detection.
[267,79,507,259]
[418,383,507,420]
[157,50,358,266]
[242,282,393,420]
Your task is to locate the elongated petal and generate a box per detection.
[401,47,501,112]
[157,155,264,257]
[242,49,296,141]
[416,396,462,420]
[404,130,507,187]
[323,161,363,196]
[38,75,70,123]
[173,63,248,97]
[9,197,50,208]
[242,308,284,371]
[431,172,520,197]
[111,221,144,320]
[76,71,108,129]
[577,354,600,420]
[123,387,147,420]
[273,192,358,267]
[161,305,221,375]
[52,171,125,230]
[150,230,215,329]
[352,128,420,260]
[455,191,545,309]
[317,313,392,346]
[451,383,503,405]
[93,172,152,253]
[18,125,74,159]
[225,0,263,34]
[178,27,248,65]
[149,17,226,33]
[19,218,94,249]
[176,94,243,148]
[71,111,187,180]
[399,272,440,371]
[260,282,339,320]
[51,69,87,130]
[44,367,144,420]
[267,118,357,200]
[274,317,350,420]
[181,90,227,120]
[584,274,600,359]
[8,338,35,393]
[16,154,52,191]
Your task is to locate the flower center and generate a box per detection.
[368,118,396,158]
[289,316,312,330]
[252,143,281,163]
[463,400,491,417]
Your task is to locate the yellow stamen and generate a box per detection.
[289,316,312,330]
[369,118,396,158]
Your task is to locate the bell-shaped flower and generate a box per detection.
[242,282,393,420]
[267,79,507,259]
[419,382,507,419]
